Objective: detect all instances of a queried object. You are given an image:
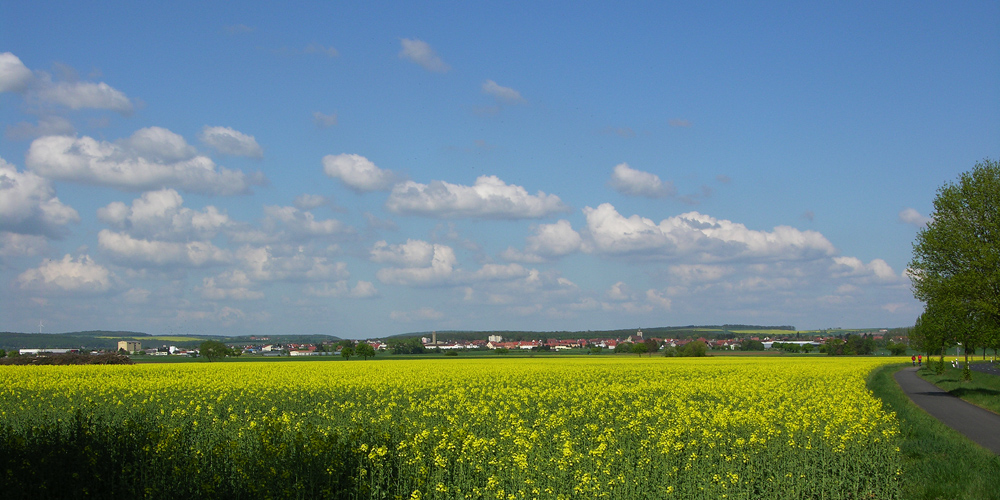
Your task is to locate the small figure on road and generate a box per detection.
[911,355,916,366]
[918,354,922,367]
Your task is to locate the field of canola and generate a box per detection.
[0,357,902,499]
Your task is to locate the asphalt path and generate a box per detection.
[894,366,1000,454]
[972,361,1000,377]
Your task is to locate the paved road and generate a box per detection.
[972,361,1000,376]
[894,366,1000,455]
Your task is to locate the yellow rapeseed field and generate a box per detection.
[0,356,902,499]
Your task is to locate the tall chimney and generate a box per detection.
[432,331,437,344]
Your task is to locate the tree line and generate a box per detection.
[908,158,1000,379]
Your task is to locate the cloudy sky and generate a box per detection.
[1,2,997,338]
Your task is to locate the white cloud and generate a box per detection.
[390,307,444,322]
[0,52,134,114]
[668,264,730,284]
[608,163,674,198]
[261,205,348,240]
[312,111,337,128]
[386,175,568,219]
[322,153,398,192]
[371,239,436,267]
[6,116,76,141]
[583,203,836,261]
[502,220,582,262]
[398,39,449,72]
[646,289,672,310]
[482,80,525,104]
[373,240,456,286]
[306,280,379,299]
[17,254,116,294]
[97,189,231,241]
[237,246,349,282]
[0,157,80,237]
[26,129,264,195]
[831,257,902,283]
[35,81,134,115]
[0,232,48,257]
[606,281,631,301]
[198,270,264,300]
[898,207,931,227]
[98,229,231,267]
[294,194,328,210]
[0,52,34,93]
[199,126,263,158]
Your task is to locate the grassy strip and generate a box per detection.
[868,363,1000,500]
[917,362,1000,414]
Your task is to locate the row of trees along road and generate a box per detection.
[909,159,1000,380]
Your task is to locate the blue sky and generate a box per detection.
[1,1,997,338]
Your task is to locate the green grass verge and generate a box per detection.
[868,363,1000,500]
[917,362,1000,415]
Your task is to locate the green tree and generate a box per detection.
[741,339,765,351]
[389,338,426,355]
[680,341,708,357]
[631,342,649,356]
[614,342,632,354]
[909,159,1000,379]
[200,340,232,362]
[643,338,660,356]
[340,346,354,360]
[355,343,376,360]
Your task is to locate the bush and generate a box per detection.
[679,341,708,357]
[0,353,133,365]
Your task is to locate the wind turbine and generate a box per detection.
[37,320,44,334]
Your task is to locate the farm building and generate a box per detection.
[117,340,141,353]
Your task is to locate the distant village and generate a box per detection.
[7,328,904,358]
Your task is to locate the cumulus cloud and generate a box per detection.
[371,239,436,267]
[386,175,568,219]
[199,270,264,300]
[898,208,931,227]
[98,229,231,267]
[0,232,48,257]
[312,111,337,128]
[0,157,79,237]
[583,203,836,261]
[199,126,263,158]
[293,194,328,210]
[0,52,134,114]
[97,189,230,241]
[322,153,398,192]
[237,246,349,282]
[261,205,348,240]
[35,81,134,114]
[6,116,75,141]
[502,220,582,262]
[831,257,902,283]
[373,240,456,286]
[17,254,116,294]
[608,163,675,198]
[398,39,450,72]
[482,80,525,104]
[306,280,378,299]
[0,52,34,93]
[26,128,265,195]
